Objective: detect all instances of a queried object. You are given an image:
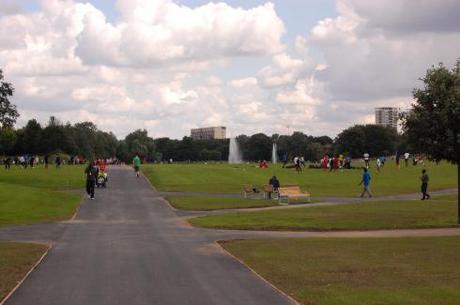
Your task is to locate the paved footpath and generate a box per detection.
[0,166,294,305]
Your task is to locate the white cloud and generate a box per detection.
[1,0,459,139]
[229,77,258,88]
[76,0,285,67]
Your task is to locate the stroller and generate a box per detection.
[96,171,107,188]
[96,160,108,188]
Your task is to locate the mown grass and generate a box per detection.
[0,165,84,226]
[0,165,84,190]
[144,161,457,197]
[0,241,48,302]
[222,236,460,305]
[191,199,459,231]
[166,196,278,211]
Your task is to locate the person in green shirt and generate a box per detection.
[133,154,141,177]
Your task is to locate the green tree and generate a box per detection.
[0,69,19,128]
[16,119,42,154]
[401,60,460,223]
[124,129,156,161]
[0,127,16,155]
[334,125,398,158]
[244,133,272,161]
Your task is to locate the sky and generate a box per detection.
[0,0,459,139]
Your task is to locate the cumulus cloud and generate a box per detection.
[1,0,459,139]
[229,77,258,88]
[76,0,285,67]
[308,0,460,107]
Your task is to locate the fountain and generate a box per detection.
[272,142,278,164]
[228,137,242,164]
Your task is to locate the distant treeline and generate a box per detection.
[0,116,407,163]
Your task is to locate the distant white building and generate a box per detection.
[375,107,399,129]
[191,126,226,140]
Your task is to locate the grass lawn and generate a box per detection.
[0,165,84,226]
[0,241,48,302]
[190,199,459,231]
[222,237,460,305]
[143,161,457,197]
[0,183,81,226]
[0,165,85,190]
[166,196,278,211]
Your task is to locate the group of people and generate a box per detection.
[1,154,88,169]
[321,154,352,171]
[395,152,425,168]
[84,159,109,200]
[84,154,141,200]
[2,154,56,169]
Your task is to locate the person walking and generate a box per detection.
[44,154,49,169]
[376,157,382,172]
[420,169,430,200]
[363,152,370,168]
[404,152,410,167]
[55,155,61,169]
[359,168,373,198]
[85,160,98,200]
[133,153,141,178]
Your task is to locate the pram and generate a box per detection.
[96,160,108,188]
[96,171,107,188]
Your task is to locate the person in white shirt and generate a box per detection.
[363,153,370,168]
[404,152,410,167]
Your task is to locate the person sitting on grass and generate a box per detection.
[259,160,269,169]
[359,168,373,198]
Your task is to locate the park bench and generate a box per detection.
[278,186,311,205]
[242,184,262,199]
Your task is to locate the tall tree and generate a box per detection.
[0,69,19,128]
[401,60,460,223]
[334,124,398,158]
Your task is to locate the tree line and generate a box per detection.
[0,115,403,163]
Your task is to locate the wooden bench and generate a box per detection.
[278,186,311,205]
[242,184,261,198]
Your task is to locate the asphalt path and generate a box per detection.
[2,166,294,305]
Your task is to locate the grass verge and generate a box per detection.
[0,165,84,226]
[166,196,278,210]
[221,236,460,305]
[0,241,48,302]
[0,182,81,226]
[191,199,459,231]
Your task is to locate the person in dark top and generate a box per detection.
[268,176,280,199]
[269,176,280,191]
[55,155,61,169]
[4,157,11,170]
[282,153,288,168]
[420,169,430,200]
[44,154,49,169]
[85,161,98,200]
